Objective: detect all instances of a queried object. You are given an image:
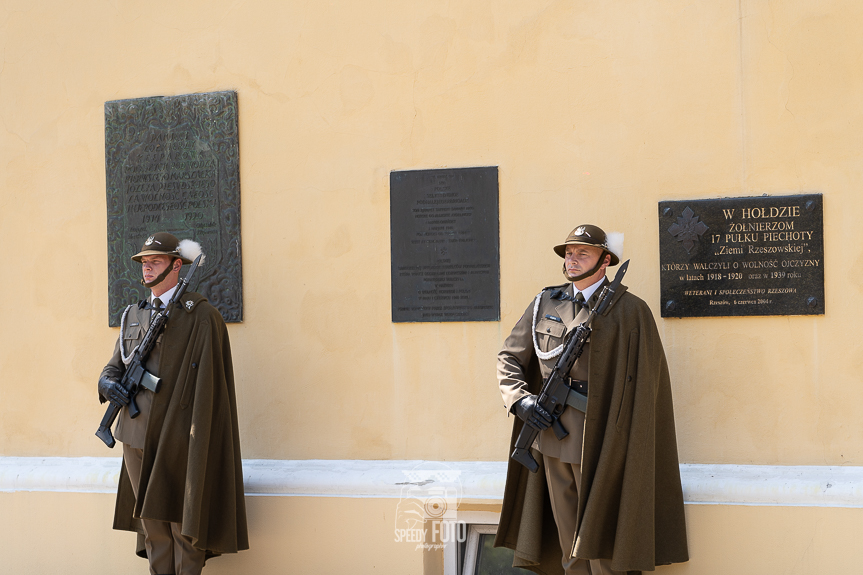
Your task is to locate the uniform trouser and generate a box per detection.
[543,456,632,575]
[123,444,206,575]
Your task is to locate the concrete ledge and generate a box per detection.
[0,457,121,494]
[2,457,862,507]
[679,463,863,507]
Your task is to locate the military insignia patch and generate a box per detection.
[185,300,194,310]
[144,235,155,245]
[574,226,589,237]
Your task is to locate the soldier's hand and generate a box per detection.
[99,375,130,407]
[514,395,553,431]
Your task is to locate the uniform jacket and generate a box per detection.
[101,292,249,556]
[101,302,162,448]
[494,282,688,573]
[499,282,594,463]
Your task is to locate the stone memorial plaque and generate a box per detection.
[105,91,242,326]
[659,194,824,318]
[390,167,500,322]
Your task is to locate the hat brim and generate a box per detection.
[553,241,620,266]
[131,250,192,265]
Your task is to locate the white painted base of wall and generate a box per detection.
[2,457,862,507]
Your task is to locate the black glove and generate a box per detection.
[514,395,553,431]
[99,375,130,407]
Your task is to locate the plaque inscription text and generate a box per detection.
[659,194,824,318]
[105,91,242,326]
[390,167,500,322]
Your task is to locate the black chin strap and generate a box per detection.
[562,252,606,282]
[141,265,174,288]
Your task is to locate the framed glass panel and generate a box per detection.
[462,524,523,575]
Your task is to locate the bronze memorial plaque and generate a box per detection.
[658,194,824,318]
[390,167,500,322]
[105,91,242,326]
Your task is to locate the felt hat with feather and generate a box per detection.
[131,232,203,265]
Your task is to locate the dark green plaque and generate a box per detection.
[659,194,824,318]
[105,91,242,326]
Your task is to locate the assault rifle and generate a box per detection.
[511,259,630,473]
[96,255,203,448]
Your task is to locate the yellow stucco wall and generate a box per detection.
[2,0,863,572]
[0,493,423,573]
[2,494,862,575]
[2,0,860,464]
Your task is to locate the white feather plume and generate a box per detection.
[606,232,624,262]
[178,239,206,265]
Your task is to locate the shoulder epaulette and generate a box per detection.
[536,283,569,299]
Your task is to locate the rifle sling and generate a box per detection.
[565,389,587,413]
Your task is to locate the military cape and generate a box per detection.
[111,292,249,558]
[494,285,688,573]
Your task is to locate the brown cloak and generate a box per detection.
[494,285,688,573]
[112,292,249,557]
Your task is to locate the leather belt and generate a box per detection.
[568,378,588,394]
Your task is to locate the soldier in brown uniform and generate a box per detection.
[495,225,688,575]
[98,232,248,575]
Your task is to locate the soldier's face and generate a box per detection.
[564,244,602,273]
[564,245,607,280]
[141,255,179,286]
